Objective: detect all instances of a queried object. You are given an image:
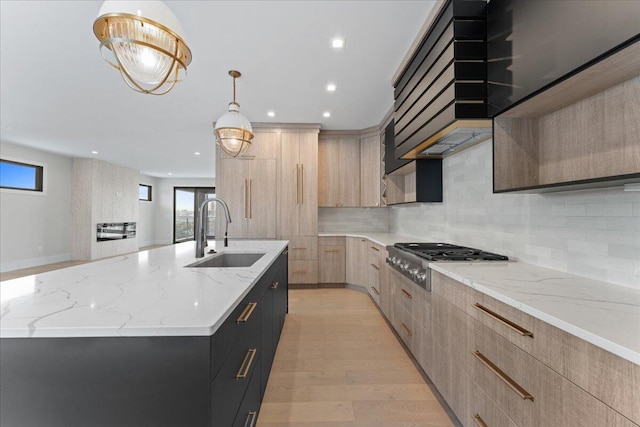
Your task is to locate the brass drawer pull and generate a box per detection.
[324,249,340,253]
[370,246,380,252]
[236,302,257,323]
[473,351,534,401]
[292,247,307,250]
[282,249,288,255]
[292,270,308,274]
[236,348,257,379]
[472,414,488,427]
[473,303,533,338]
[271,281,279,289]
[401,288,412,299]
[401,322,413,336]
[244,411,258,427]
[371,286,380,296]
[370,263,380,270]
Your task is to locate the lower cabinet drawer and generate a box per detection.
[211,344,261,427]
[288,237,318,260]
[289,259,318,284]
[232,361,261,427]
[465,378,519,427]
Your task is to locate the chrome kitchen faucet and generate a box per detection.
[196,197,232,258]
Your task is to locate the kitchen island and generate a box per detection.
[0,240,289,427]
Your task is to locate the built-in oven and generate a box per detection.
[97,222,136,241]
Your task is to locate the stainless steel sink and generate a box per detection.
[185,252,265,268]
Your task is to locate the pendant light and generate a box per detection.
[93,1,192,95]
[214,71,254,157]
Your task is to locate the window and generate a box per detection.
[173,187,215,243]
[0,159,44,192]
[139,184,152,201]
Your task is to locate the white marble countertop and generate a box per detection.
[429,262,640,366]
[0,240,288,338]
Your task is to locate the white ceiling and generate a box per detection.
[0,0,435,178]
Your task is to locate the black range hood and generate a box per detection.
[393,0,491,160]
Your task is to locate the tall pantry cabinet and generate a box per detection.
[215,131,278,239]
[278,129,319,285]
[216,124,319,285]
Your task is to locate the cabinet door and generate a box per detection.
[318,245,346,283]
[338,138,361,207]
[217,158,250,238]
[318,138,340,207]
[279,133,301,238]
[360,134,381,207]
[260,287,274,399]
[345,237,361,286]
[247,159,276,239]
[298,132,318,236]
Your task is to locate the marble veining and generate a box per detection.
[0,240,288,338]
[429,261,640,365]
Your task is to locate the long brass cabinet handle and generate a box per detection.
[292,270,308,274]
[473,303,533,337]
[244,411,258,427]
[401,322,413,336]
[370,263,380,270]
[236,302,257,323]
[401,288,412,299]
[370,246,380,252]
[472,414,488,427]
[324,249,340,253]
[248,179,252,219]
[243,179,248,219]
[473,351,534,401]
[295,164,300,205]
[236,348,257,379]
[271,281,279,289]
[292,247,307,251]
[371,286,380,296]
[300,163,304,204]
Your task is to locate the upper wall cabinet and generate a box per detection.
[487,0,640,117]
[393,0,490,160]
[318,135,360,207]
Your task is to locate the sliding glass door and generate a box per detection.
[173,187,215,243]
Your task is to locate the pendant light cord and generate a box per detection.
[232,76,237,103]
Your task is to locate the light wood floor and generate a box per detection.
[0,245,167,281]
[258,288,454,427]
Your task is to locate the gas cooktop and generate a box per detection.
[394,243,509,261]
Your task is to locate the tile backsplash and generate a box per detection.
[319,140,640,290]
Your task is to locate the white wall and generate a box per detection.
[0,141,72,271]
[138,174,158,247]
[389,140,640,290]
[153,178,215,245]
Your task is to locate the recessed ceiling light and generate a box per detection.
[332,38,345,49]
[167,172,172,175]
[326,83,336,92]
[194,152,201,155]
[323,111,331,118]
[91,150,99,154]
[267,111,275,117]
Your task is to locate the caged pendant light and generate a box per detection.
[93,1,192,95]
[214,71,254,157]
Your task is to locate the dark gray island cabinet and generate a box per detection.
[0,250,288,427]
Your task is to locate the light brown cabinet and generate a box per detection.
[279,130,319,284]
[430,271,638,427]
[318,136,360,207]
[215,131,278,239]
[345,237,367,287]
[359,131,383,207]
[318,237,346,284]
[216,158,276,239]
